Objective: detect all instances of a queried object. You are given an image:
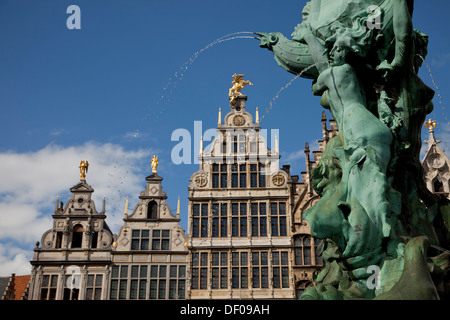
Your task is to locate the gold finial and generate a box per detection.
[79,160,89,180]
[151,155,158,173]
[255,107,259,124]
[229,74,253,106]
[425,119,437,132]
[177,196,180,217]
[218,108,222,126]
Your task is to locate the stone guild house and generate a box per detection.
[27,176,115,300]
[110,160,189,300]
[187,95,301,299]
[4,87,448,300]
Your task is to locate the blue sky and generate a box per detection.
[0,0,449,276]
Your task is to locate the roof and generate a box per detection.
[0,277,10,299]
[14,275,31,300]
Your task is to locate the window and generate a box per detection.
[150,265,165,299]
[232,135,246,154]
[212,163,228,188]
[212,164,219,188]
[192,203,208,238]
[251,202,267,236]
[131,230,150,250]
[239,164,247,188]
[71,224,83,248]
[130,274,147,300]
[110,265,128,300]
[201,204,208,237]
[212,203,228,238]
[271,202,287,236]
[294,235,312,265]
[63,273,78,300]
[147,200,158,219]
[191,252,208,290]
[147,264,186,299]
[239,135,246,154]
[171,265,186,299]
[231,164,238,188]
[40,274,58,300]
[86,274,103,300]
[55,232,63,249]
[250,164,257,187]
[152,230,170,250]
[91,232,98,249]
[272,251,289,288]
[250,163,266,187]
[231,202,247,237]
[220,164,227,188]
[212,252,228,289]
[192,203,208,237]
[231,163,247,188]
[259,163,266,187]
[212,204,219,237]
[252,251,268,288]
[192,204,199,237]
[231,252,248,289]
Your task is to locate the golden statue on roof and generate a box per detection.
[151,155,159,173]
[79,160,89,180]
[425,119,437,132]
[229,74,253,106]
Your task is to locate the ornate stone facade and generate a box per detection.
[186,95,325,299]
[28,164,188,300]
[28,178,114,300]
[110,168,188,300]
[422,123,450,199]
[24,96,446,300]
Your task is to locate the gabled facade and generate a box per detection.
[422,120,450,199]
[186,94,295,299]
[28,174,114,300]
[110,160,189,300]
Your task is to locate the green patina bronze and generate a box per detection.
[257,0,450,299]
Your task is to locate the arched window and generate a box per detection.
[294,234,323,265]
[294,235,311,265]
[71,224,83,248]
[296,280,313,299]
[147,201,158,219]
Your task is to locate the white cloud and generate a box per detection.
[0,243,32,276]
[49,128,69,136]
[283,139,320,164]
[0,142,152,276]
